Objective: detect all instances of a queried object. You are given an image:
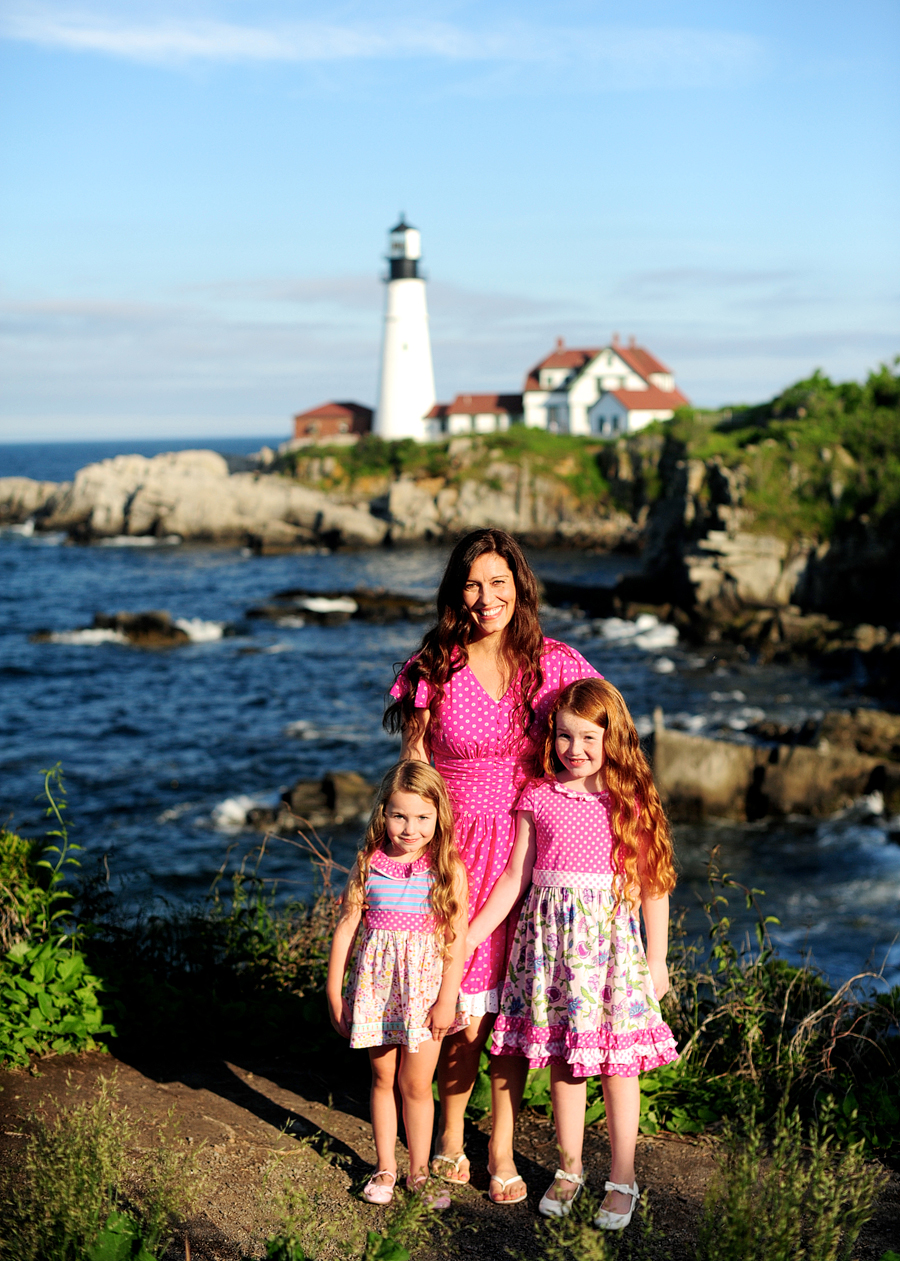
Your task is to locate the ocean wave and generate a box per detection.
[175,617,228,643]
[275,615,306,628]
[299,596,358,614]
[210,794,258,831]
[44,628,128,646]
[95,535,182,547]
[593,614,679,651]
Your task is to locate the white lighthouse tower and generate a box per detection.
[374,218,436,441]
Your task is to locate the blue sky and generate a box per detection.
[1,0,898,441]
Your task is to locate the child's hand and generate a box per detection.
[648,958,669,1001]
[425,999,456,1041]
[328,995,352,1038]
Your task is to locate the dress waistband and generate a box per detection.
[435,755,530,805]
[532,869,617,890]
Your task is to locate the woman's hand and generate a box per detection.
[328,994,352,1038]
[647,958,669,1001]
[425,999,456,1041]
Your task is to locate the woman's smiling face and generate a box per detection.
[461,552,517,640]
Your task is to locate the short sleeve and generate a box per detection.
[552,641,603,688]
[515,779,544,814]
[390,657,434,709]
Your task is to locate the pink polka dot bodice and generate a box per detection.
[517,778,615,875]
[391,639,600,999]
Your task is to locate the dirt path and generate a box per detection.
[1,1050,896,1260]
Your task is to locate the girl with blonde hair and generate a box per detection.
[327,761,468,1207]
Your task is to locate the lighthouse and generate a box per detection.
[374,218,436,441]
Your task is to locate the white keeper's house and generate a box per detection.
[522,335,688,436]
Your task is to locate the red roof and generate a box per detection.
[427,393,522,418]
[524,348,602,392]
[605,386,689,411]
[614,344,672,379]
[293,401,372,423]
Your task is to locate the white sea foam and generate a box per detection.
[95,534,181,547]
[175,617,227,643]
[3,518,35,537]
[594,613,678,651]
[711,690,747,703]
[156,801,201,824]
[46,628,128,646]
[652,657,676,674]
[727,706,766,731]
[211,795,257,831]
[299,596,358,615]
[276,615,306,628]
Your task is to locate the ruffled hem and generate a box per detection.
[491,1019,678,1078]
[458,986,499,1018]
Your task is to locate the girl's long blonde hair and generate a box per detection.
[347,761,463,952]
[542,678,676,906]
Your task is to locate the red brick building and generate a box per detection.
[292,401,372,442]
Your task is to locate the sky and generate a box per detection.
[1,0,898,442]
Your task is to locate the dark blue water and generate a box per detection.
[0,438,285,484]
[1,443,898,987]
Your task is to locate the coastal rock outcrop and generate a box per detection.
[247,586,433,626]
[24,451,388,548]
[0,477,66,523]
[246,771,376,834]
[31,610,231,648]
[652,708,900,821]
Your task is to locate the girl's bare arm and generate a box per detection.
[641,889,670,1001]
[400,706,431,762]
[325,863,364,1037]
[466,811,537,952]
[426,863,469,1040]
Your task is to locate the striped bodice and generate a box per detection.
[365,849,435,933]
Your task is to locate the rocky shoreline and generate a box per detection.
[3,429,899,702]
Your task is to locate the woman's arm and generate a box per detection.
[400,706,431,762]
[466,811,537,953]
[425,862,469,1040]
[325,863,364,1038]
[641,889,670,1001]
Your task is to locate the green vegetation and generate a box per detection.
[0,1075,195,1261]
[661,360,900,541]
[277,426,612,507]
[0,768,113,1066]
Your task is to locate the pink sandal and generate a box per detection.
[406,1174,451,1210]
[362,1170,397,1204]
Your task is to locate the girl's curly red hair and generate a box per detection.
[542,677,675,905]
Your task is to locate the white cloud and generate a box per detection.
[0,5,765,86]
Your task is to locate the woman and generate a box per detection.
[386,528,600,1203]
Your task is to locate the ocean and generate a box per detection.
[1,439,898,988]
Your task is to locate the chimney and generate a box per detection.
[612,332,620,347]
[556,336,565,350]
[629,335,636,348]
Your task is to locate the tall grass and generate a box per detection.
[0,1075,196,1261]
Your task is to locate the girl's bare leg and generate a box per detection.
[544,1063,587,1203]
[600,1074,640,1213]
[432,1012,495,1180]
[368,1046,401,1183]
[397,1038,444,1181]
[487,1053,528,1200]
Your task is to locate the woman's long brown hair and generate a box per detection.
[384,528,544,744]
[542,678,676,905]
[346,761,463,952]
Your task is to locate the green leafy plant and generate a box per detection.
[0,766,114,1066]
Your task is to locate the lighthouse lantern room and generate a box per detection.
[374,218,436,441]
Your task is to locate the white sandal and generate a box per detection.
[538,1168,585,1218]
[431,1151,469,1184]
[593,1179,639,1230]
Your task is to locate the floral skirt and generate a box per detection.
[345,928,469,1051]
[490,882,678,1078]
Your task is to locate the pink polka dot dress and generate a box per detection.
[391,639,599,1017]
[490,778,678,1078]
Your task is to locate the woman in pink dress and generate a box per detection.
[386,528,600,1203]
